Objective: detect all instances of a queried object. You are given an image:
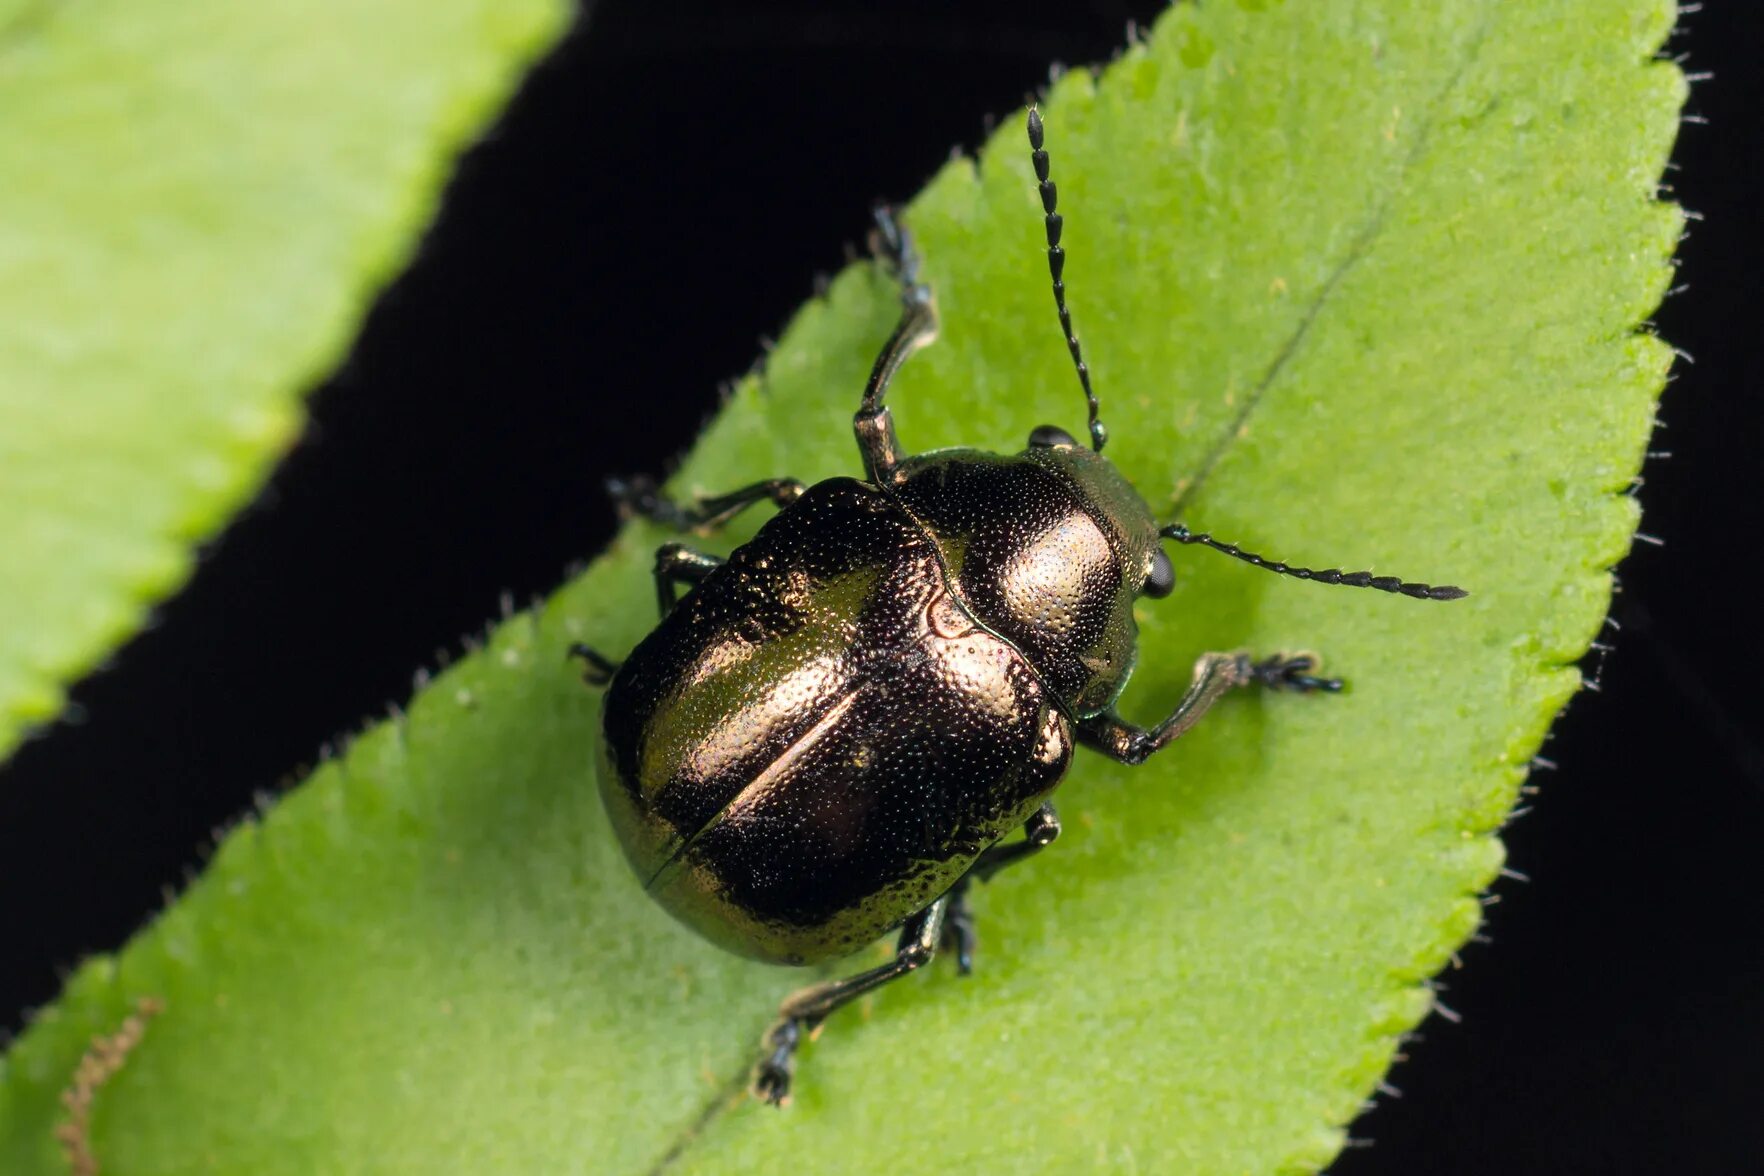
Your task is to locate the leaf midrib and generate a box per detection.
[1172,8,1494,520]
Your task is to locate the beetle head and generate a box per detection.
[1023,427,1172,598]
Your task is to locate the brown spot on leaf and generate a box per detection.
[55,996,166,1176]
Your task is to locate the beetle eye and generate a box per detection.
[1143,548,1175,598]
[1028,424,1078,449]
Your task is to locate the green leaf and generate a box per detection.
[0,0,571,763]
[0,1,1682,1171]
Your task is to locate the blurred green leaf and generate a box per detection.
[0,1,1681,1171]
[0,0,571,763]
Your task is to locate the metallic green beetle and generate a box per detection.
[573,109,1465,1104]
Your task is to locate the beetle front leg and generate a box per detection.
[754,894,949,1106]
[1079,652,1342,766]
[611,476,804,534]
[652,543,723,616]
[853,205,938,483]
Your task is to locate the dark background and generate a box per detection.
[4,2,1759,1171]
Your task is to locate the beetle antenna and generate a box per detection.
[1027,107,1106,453]
[1160,525,1468,600]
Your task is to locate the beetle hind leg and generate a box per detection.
[754,895,949,1106]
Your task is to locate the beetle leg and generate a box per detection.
[939,883,979,975]
[971,802,1061,883]
[652,543,723,616]
[753,894,949,1106]
[566,643,620,686]
[854,205,938,483]
[610,475,805,534]
[1078,652,1343,766]
[940,802,1062,974]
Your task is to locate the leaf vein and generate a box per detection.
[643,1072,749,1176]
[1171,8,1495,519]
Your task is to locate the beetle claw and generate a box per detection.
[753,1019,801,1107]
[753,1067,792,1108]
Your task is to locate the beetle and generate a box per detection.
[571,109,1465,1105]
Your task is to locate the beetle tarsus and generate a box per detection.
[753,1018,803,1106]
[855,205,938,482]
[868,203,930,309]
[937,803,1061,974]
[941,881,978,975]
[751,898,948,1102]
[610,474,805,535]
[1080,652,1344,765]
[567,643,618,686]
[1247,653,1344,694]
[608,474,670,524]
